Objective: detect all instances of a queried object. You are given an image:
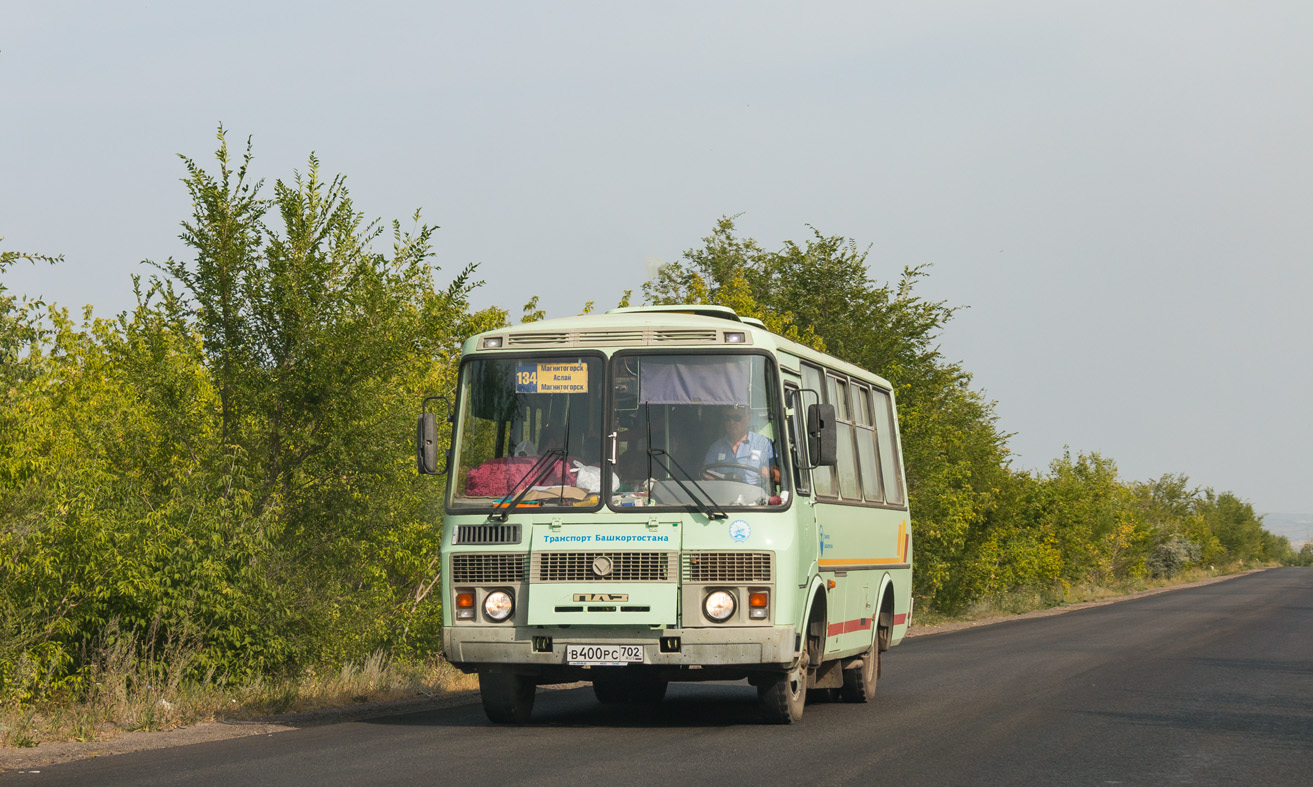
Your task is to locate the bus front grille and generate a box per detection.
[454,523,522,545]
[682,552,774,582]
[451,553,527,584]
[533,551,677,582]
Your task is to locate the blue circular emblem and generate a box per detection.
[729,519,751,543]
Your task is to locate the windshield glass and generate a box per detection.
[449,356,605,511]
[610,353,789,510]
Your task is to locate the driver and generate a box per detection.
[702,405,780,488]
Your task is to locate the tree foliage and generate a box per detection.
[0,131,505,702]
[639,217,1295,611]
[643,217,1012,605]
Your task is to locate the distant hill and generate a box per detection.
[1261,512,1313,547]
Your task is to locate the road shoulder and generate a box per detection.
[905,568,1268,638]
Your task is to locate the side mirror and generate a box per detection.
[807,403,837,467]
[417,412,440,475]
[416,395,451,475]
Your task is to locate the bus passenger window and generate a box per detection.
[832,377,860,501]
[872,388,905,506]
[854,385,883,503]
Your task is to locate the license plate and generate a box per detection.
[565,644,645,666]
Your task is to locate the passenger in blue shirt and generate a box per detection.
[702,405,780,489]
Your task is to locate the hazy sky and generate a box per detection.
[4,2,1311,513]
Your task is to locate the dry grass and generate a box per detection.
[1,631,478,750]
[914,564,1263,626]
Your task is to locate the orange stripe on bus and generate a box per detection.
[817,521,910,567]
[818,557,906,566]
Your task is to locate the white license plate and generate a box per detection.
[565,644,645,666]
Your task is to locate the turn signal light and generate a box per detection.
[749,592,769,608]
[455,592,476,619]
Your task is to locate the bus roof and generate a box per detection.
[463,305,894,389]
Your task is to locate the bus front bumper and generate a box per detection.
[443,625,797,672]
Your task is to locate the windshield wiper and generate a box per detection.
[488,448,566,522]
[647,449,728,520]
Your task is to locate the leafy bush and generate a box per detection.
[1,130,505,704]
[1148,536,1203,579]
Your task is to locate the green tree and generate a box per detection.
[0,240,61,389]
[146,128,503,666]
[1,131,506,703]
[1298,543,1313,567]
[642,217,1011,608]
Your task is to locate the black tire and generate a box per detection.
[593,675,668,705]
[757,648,807,724]
[840,643,878,703]
[479,671,536,723]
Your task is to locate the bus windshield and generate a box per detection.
[448,352,789,513]
[610,353,789,510]
[449,356,605,511]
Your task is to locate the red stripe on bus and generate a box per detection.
[826,617,873,637]
[827,613,908,637]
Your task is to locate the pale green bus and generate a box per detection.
[417,304,912,724]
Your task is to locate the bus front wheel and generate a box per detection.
[479,671,535,723]
[757,648,807,724]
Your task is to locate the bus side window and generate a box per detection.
[831,376,861,500]
[785,384,810,496]
[853,383,884,503]
[872,388,905,506]
[801,364,835,498]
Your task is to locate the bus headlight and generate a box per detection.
[704,590,736,622]
[484,590,514,621]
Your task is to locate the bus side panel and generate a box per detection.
[822,505,907,656]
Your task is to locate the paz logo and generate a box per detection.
[728,519,751,543]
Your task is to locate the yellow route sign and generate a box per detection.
[516,361,588,393]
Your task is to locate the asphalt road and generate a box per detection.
[7,568,1311,786]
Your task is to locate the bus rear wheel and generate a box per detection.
[840,642,878,703]
[479,671,536,723]
[757,648,807,724]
